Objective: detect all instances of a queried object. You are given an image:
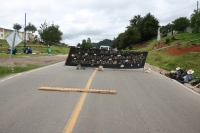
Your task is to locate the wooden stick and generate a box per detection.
[39,87,116,94]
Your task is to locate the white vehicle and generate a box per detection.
[99,46,111,50]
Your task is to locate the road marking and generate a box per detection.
[24,61,65,74]
[0,73,22,83]
[63,70,97,133]
[172,80,200,96]
[0,61,65,83]
[149,68,200,96]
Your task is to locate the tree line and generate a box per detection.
[112,9,200,50]
[13,21,63,46]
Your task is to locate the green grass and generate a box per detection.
[170,33,200,48]
[0,39,8,46]
[146,51,200,78]
[0,39,70,78]
[0,39,70,57]
[0,64,41,78]
[133,32,200,79]
[132,32,200,52]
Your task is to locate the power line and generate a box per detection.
[155,4,196,16]
[28,4,196,24]
[0,4,196,25]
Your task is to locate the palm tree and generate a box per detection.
[130,15,142,26]
[13,23,22,32]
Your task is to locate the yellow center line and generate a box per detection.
[63,70,97,133]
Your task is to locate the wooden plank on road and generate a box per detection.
[39,86,116,94]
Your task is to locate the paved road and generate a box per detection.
[0,62,200,133]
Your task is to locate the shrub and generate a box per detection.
[166,38,171,43]
[162,34,167,37]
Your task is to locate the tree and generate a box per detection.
[124,26,141,49]
[38,21,63,45]
[81,39,87,48]
[129,13,159,42]
[137,13,159,41]
[190,10,200,33]
[160,23,173,37]
[77,43,81,47]
[114,13,159,49]
[87,38,91,43]
[25,22,37,33]
[114,33,125,50]
[172,17,190,32]
[13,23,22,31]
[130,15,142,27]
[115,26,141,50]
[166,23,173,32]
[86,38,94,48]
[111,37,117,48]
[80,38,94,48]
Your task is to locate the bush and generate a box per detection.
[162,34,167,37]
[166,38,171,43]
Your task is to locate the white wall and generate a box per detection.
[0,28,30,41]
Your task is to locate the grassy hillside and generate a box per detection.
[133,32,200,52]
[0,39,69,57]
[133,32,200,78]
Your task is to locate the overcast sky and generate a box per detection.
[0,0,197,46]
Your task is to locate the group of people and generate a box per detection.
[7,45,51,55]
[165,67,194,83]
[7,46,33,54]
[22,46,32,54]
[7,47,17,54]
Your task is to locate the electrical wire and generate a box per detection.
[1,4,195,24]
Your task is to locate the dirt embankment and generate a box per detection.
[164,44,200,56]
[0,55,68,67]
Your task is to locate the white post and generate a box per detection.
[157,27,161,49]
[8,30,17,67]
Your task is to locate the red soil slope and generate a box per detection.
[164,44,200,56]
[135,43,200,56]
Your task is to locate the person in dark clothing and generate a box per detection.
[12,47,17,54]
[27,47,32,54]
[7,47,11,54]
[168,67,182,79]
[24,47,29,54]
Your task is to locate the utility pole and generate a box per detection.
[197,1,199,12]
[24,13,26,47]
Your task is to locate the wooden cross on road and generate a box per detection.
[38,70,116,94]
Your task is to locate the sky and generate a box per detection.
[0,0,197,46]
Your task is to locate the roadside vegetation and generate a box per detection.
[0,39,69,78]
[0,64,41,78]
[133,32,200,79]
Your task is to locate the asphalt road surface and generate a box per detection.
[0,62,200,133]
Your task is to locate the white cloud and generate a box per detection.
[0,0,197,46]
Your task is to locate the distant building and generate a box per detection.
[185,27,193,33]
[0,27,33,42]
[167,26,193,36]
